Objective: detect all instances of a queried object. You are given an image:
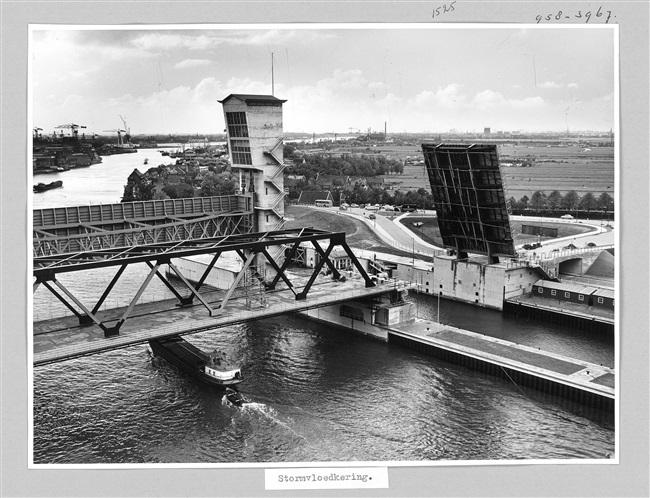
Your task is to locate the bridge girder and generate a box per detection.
[33,229,375,337]
[33,211,255,257]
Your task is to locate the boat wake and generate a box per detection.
[238,402,305,440]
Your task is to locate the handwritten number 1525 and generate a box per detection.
[433,1,456,18]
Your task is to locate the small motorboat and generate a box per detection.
[225,388,246,406]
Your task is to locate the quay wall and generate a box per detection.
[388,330,614,411]
[504,300,614,334]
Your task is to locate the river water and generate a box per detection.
[31,150,615,465]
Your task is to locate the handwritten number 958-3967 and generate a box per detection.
[536,6,613,23]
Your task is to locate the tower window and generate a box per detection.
[230,139,252,165]
[226,112,249,138]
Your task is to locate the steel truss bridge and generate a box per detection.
[33,228,376,339]
[33,195,255,256]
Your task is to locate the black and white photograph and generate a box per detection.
[29,23,619,467]
[2,2,647,494]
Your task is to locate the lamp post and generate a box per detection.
[412,238,415,266]
[437,280,442,323]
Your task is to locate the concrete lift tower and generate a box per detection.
[219,94,287,234]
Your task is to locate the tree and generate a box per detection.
[121,177,155,202]
[578,192,598,213]
[163,183,195,199]
[546,190,563,213]
[200,174,237,197]
[507,197,520,210]
[561,190,580,212]
[597,192,614,213]
[530,191,547,212]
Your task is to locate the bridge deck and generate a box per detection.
[33,275,412,365]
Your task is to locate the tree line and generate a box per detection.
[508,190,614,215]
[285,148,404,179]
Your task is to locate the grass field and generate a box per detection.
[283,205,413,258]
[322,142,615,201]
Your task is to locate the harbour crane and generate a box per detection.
[33,127,43,139]
[55,123,87,139]
[119,115,132,143]
[103,129,126,146]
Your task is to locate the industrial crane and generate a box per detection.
[55,123,87,139]
[119,115,132,143]
[33,127,43,139]
[103,129,126,146]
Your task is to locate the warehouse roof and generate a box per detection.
[592,288,615,299]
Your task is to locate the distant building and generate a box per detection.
[484,127,491,135]
[592,288,615,310]
[366,176,385,188]
[532,279,594,305]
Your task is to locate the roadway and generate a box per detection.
[32,271,414,365]
[331,206,615,261]
[334,207,443,256]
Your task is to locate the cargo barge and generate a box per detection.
[33,180,63,193]
[149,335,244,388]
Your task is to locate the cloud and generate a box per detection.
[323,69,367,91]
[414,84,466,109]
[131,33,221,52]
[539,81,562,89]
[539,81,579,90]
[174,59,213,69]
[230,29,336,47]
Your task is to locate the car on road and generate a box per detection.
[368,214,376,220]
[561,214,574,219]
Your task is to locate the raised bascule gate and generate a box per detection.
[421,143,516,264]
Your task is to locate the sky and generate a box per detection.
[30,24,616,136]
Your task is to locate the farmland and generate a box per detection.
[499,145,614,200]
[318,141,615,201]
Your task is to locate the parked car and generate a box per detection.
[561,214,574,219]
[351,203,359,208]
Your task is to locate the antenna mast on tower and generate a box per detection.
[271,52,275,96]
